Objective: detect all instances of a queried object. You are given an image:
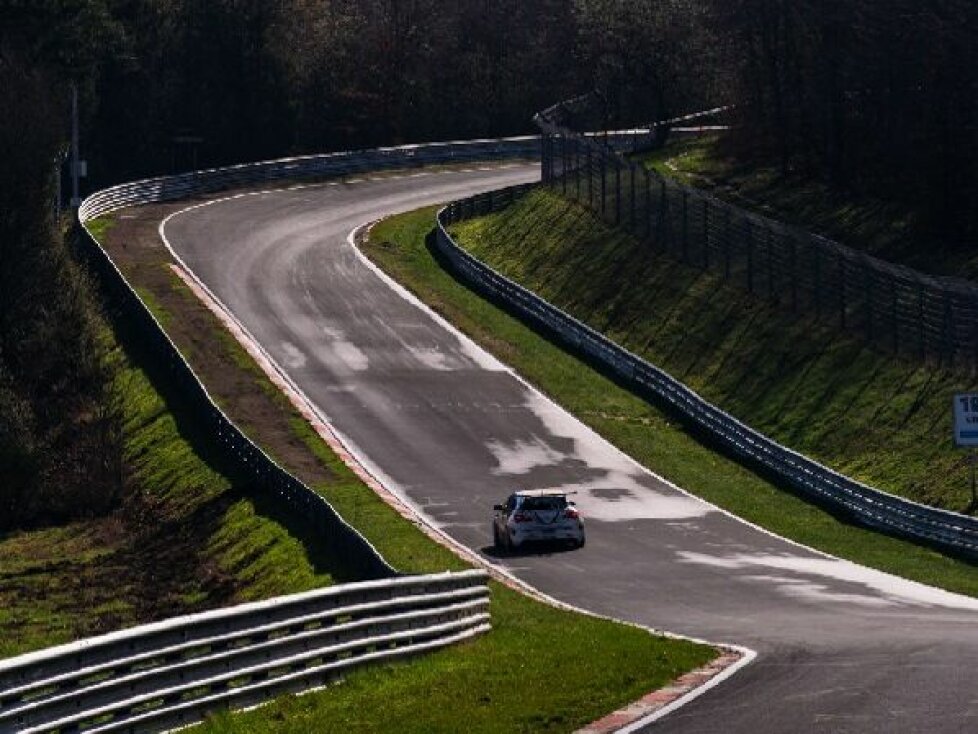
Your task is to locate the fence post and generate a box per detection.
[767,224,775,300]
[864,260,873,343]
[918,283,926,359]
[645,170,653,241]
[724,208,732,280]
[682,189,688,263]
[600,151,606,219]
[587,146,593,208]
[561,135,567,195]
[542,135,550,184]
[615,162,621,225]
[943,292,953,365]
[814,244,821,320]
[838,252,846,329]
[575,138,581,201]
[630,164,636,232]
[745,217,753,293]
[891,275,899,355]
[790,234,798,311]
[703,198,709,270]
[972,295,978,371]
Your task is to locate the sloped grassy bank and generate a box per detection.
[0,326,338,659]
[363,201,977,595]
[452,189,977,514]
[639,136,977,280]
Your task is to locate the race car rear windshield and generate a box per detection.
[521,496,567,511]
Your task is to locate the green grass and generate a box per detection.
[85,217,116,241]
[195,583,710,734]
[0,335,337,658]
[362,200,978,596]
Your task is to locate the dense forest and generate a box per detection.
[6,1,978,223]
[2,0,977,528]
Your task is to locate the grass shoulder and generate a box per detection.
[363,200,978,596]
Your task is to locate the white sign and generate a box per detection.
[953,393,978,447]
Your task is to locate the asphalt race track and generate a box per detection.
[161,163,978,733]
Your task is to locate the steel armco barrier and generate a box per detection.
[436,185,978,561]
[0,570,490,733]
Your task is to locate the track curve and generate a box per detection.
[161,164,978,733]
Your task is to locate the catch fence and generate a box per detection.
[536,94,978,368]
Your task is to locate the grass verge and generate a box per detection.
[77,199,716,731]
[362,200,978,596]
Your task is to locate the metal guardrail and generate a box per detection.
[79,136,542,221]
[0,570,490,734]
[435,184,978,561]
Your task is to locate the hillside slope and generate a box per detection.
[451,188,978,513]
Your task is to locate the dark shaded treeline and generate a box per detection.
[0,54,120,528]
[1,0,976,529]
[717,0,978,239]
[4,1,720,185]
[10,0,971,234]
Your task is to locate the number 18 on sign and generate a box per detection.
[953,393,978,508]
